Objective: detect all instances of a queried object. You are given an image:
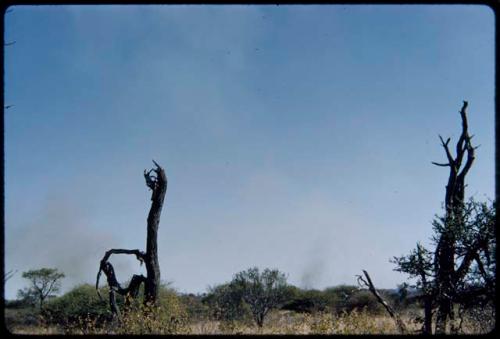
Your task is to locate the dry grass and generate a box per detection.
[7,307,493,335]
[185,309,419,335]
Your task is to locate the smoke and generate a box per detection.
[300,257,326,290]
[4,193,141,299]
[299,234,328,290]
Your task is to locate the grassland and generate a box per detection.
[5,306,493,335]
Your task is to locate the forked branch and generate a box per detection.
[432,101,475,174]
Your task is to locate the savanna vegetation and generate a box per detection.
[4,266,494,334]
[4,102,495,334]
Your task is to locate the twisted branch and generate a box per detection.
[96,160,167,318]
[95,249,147,319]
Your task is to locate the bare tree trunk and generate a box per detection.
[143,160,167,306]
[423,296,433,335]
[432,101,476,334]
[96,161,167,317]
[256,315,264,328]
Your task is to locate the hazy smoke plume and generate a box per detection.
[299,235,328,290]
[5,195,141,299]
[300,258,326,290]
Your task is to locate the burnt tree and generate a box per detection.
[431,101,477,333]
[96,160,167,318]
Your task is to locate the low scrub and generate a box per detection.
[39,282,189,334]
[41,284,111,328]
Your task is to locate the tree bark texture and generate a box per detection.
[144,160,167,305]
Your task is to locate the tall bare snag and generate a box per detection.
[96,160,167,319]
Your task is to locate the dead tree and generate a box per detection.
[143,160,167,305]
[431,101,477,333]
[96,160,167,319]
[357,270,407,334]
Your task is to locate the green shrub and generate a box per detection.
[179,293,210,321]
[202,283,253,323]
[282,289,330,313]
[42,282,190,334]
[345,290,384,314]
[231,267,292,327]
[42,284,111,327]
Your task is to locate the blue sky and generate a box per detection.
[4,5,495,299]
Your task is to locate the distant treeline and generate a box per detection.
[6,277,416,330]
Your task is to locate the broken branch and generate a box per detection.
[432,162,451,167]
[357,270,407,334]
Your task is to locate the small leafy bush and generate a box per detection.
[282,289,330,313]
[202,283,253,323]
[42,284,111,328]
[346,290,385,314]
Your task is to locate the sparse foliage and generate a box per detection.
[19,268,65,310]
[16,287,39,307]
[202,283,252,322]
[393,101,495,334]
[231,267,291,327]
